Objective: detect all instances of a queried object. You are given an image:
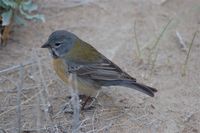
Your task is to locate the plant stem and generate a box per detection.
[151,19,172,50]
[134,21,141,59]
[182,31,198,76]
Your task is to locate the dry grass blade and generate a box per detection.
[182,31,198,76]
[69,73,80,133]
[16,64,24,133]
[151,19,172,50]
[134,21,142,60]
[0,61,36,74]
[148,19,172,76]
[176,31,187,52]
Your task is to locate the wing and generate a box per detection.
[67,56,136,86]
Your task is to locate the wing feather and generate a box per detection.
[67,57,136,85]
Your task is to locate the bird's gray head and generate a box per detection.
[41,30,78,58]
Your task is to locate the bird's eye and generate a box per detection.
[55,42,61,47]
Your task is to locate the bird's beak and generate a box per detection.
[41,41,50,48]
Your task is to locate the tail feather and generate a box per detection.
[122,81,157,97]
[98,79,157,97]
[139,83,157,92]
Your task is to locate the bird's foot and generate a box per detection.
[66,95,97,111]
[81,105,95,111]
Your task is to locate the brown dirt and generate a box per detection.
[0,0,200,132]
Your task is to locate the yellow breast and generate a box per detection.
[53,58,69,83]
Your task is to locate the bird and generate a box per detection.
[41,30,157,109]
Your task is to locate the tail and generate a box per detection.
[99,79,157,97]
[121,81,157,97]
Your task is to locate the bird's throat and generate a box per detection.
[48,48,58,58]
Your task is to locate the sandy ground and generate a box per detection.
[0,0,200,132]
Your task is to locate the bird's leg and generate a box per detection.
[68,95,95,110]
[81,96,91,110]
[64,94,88,113]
